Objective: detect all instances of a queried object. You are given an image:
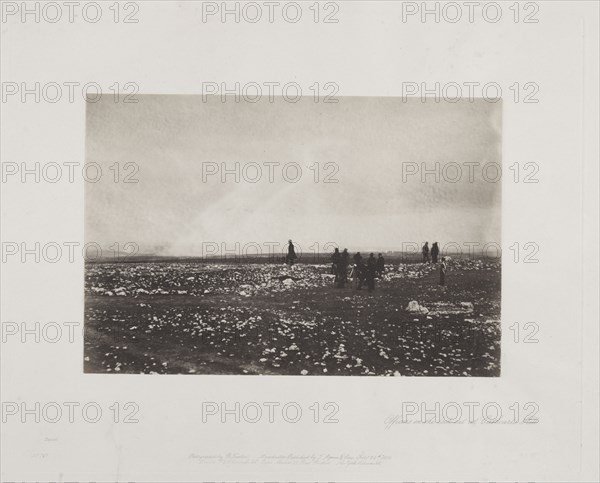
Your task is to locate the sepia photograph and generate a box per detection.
[84,95,502,376]
[3,1,599,481]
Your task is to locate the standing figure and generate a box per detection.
[422,242,430,263]
[286,240,297,266]
[377,253,385,277]
[353,252,364,290]
[439,257,447,286]
[337,248,350,288]
[331,248,341,284]
[431,242,440,264]
[366,253,377,292]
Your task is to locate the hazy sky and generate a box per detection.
[85,95,501,255]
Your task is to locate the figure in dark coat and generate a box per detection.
[286,240,297,266]
[366,253,377,292]
[353,252,364,290]
[431,242,440,264]
[377,253,385,276]
[422,242,430,262]
[337,248,349,288]
[439,257,447,286]
[331,248,341,283]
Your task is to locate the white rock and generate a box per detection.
[406,300,429,314]
[406,300,420,311]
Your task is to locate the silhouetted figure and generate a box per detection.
[366,253,377,292]
[331,248,341,283]
[353,252,364,290]
[422,242,430,262]
[439,257,447,286]
[377,253,385,276]
[350,265,360,290]
[337,248,350,288]
[286,240,297,266]
[431,242,440,264]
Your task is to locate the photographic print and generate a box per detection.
[4,2,600,481]
[84,95,502,376]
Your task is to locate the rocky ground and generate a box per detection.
[84,258,501,376]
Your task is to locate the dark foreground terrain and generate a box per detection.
[84,259,501,376]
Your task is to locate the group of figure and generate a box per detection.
[421,241,441,263]
[422,242,446,286]
[331,248,385,292]
[285,239,446,290]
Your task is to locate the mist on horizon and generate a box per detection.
[85,95,501,256]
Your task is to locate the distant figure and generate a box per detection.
[286,240,297,266]
[353,252,364,290]
[377,253,385,276]
[431,242,440,264]
[422,242,430,263]
[366,253,377,292]
[350,264,360,290]
[337,248,350,288]
[331,248,341,283]
[439,257,447,286]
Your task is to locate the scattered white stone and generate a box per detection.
[406,300,429,314]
